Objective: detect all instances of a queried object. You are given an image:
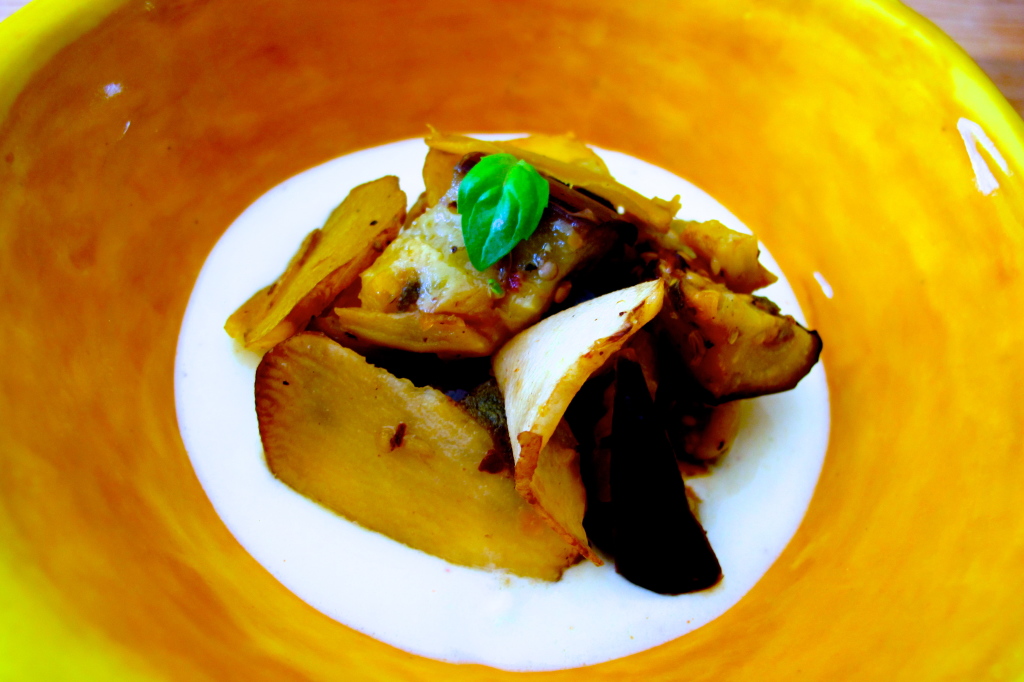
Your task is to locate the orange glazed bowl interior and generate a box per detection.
[1,0,1023,679]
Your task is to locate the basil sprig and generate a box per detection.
[458,153,549,271]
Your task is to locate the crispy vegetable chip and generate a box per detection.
[521,421,602,565]
[426,131,679,231]
[422,132,613,209]
[256,333,580,580]
[494,280,665,563]
[422,147,462,207]
[504,133,612,176]
[674,219,778,294]
[226,177,406,351]
[313,308,499,357]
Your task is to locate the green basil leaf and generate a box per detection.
[458,153,549,271]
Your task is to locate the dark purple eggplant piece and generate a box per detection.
[659,269,822,403]
[610,358,722,594]
[565,371,617,554]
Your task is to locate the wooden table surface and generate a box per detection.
[904,0,1024,114]
[1,0,1022,115]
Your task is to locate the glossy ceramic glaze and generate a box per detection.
[0,0,1022,680]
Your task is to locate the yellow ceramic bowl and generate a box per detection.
[1,0,1022,679]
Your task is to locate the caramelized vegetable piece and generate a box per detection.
[661,269,822,401]
[610,358,722,594]
[225,177,406,351]
[674,219,778,294]
[422,147,462,207]
[426,131,679,231]
[358,196,494,317]
[505,133,612,176]
[359,158,625,353]
[494,280,665,562]
[519,421,601,566]
[256,333,578,580]
[422,132,611,208]
[496,280,665,467]
[314,308,499,357]
[680,401,742,462]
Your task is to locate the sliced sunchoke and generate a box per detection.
[255,332,579,580]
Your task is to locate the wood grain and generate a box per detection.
[904,0,1024,113]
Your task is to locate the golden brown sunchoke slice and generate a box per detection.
[422,132,612,208]
[422,147,462,208]
[255,333,579,580]
[677,401,743,463]
[520,421,598,565]
[494,280,665,563]
[684,401,742,461]
[673,219,778,294]
[313,308,499,357]
[661,269,822,401]
[506,133,612,176]
[225,177,406,351]
[425,131,679,231]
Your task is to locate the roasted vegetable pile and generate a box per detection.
[226,132,822,594]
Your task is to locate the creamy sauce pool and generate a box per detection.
[174,137,830,671]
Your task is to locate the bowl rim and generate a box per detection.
[4,0,1020,168]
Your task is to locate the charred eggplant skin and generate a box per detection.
[610,359,722,594]
[660,269,823,403]
[567,371,617,553]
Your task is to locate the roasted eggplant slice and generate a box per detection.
[660,269,822,402]
[564,371,618,554]
[610,358,722,594]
